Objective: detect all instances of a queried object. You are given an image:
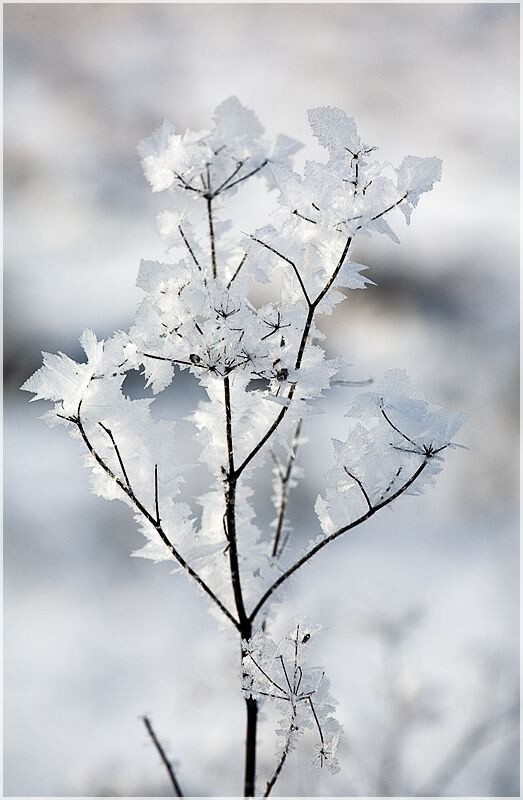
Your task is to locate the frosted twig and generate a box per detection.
[272,419,302,558]
[74,401,240,630]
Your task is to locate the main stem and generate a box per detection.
[223,376,258,796]
[243,668,258,797]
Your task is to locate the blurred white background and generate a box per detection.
[4,3,519,797]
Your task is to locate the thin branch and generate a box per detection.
[226,253,248,290]
[279,655,294,696]
[332,378,374,387]
[206,196,217,279]
[247,654,286,695]
[142,715,184,797]
[98,422,131,488]
[293,209,317,225]
[258,690,290,702]
[312,236,352,307]
[173,171,201,195]
[250,235,311,307]
[249,457,429,622]
[380,403,419,449]
[220,159,268,193]
[141,352,196,369]
[235,236,352,478]
[214,159,245,194]
[264,717,295,797]
[308,697,325,747]
[154,463,160,524]
[178,225,202,273]
[74,401,240,630]
[272,420,302,558]
[370,192,408,222]
[222,376,249,631]
[343,466,372,513]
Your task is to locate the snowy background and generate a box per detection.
[4,3,519,797]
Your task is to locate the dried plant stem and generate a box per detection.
[264,717,295,797]
[142,715,184,797]
[272,419,302,558]
[249,457,430,622]
[73,401,239,630]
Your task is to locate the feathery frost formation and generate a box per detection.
[22,98,463,784]
[243,621,343,786]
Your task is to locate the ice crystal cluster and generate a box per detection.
[243,621,343,780]
[22,98,465,787]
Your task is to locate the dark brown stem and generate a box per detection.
[249,457,429,622]
[142,715,184,797]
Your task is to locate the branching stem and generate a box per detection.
[235,236,352,477]
[74,401,240,630]
[249,457,429,622]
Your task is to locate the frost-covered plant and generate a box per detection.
[22,98,466,797]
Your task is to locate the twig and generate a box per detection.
[343,466,372,513]
[308,697,325,748]
[272,420,302,558]
[370,192,408,222]
[98,422,131,488]
[380,403,419,449]
[74,401,240,630]
[249,456,429,622]
[264,717,295,797]
[142,715,184,797]
[154,463,160,524]
[226,253,248,290]
[214,159,245,194]
[206,195,217,279]
[293,209,318,225]
[235,236,352,477]
[279,655,294,696]
[247,653,286,695]
[250,235,311,307]
[220,159,268,193]
[178,225,203,273]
